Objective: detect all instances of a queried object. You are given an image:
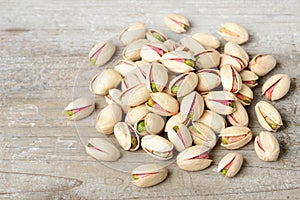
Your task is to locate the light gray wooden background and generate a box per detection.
[1,0,300,199]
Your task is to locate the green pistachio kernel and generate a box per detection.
[265,117,278,130]
[221,137,228,145]
[189,111,194,120]
[183,24,189,30]
[67,110,73,116]
[173,126,179,132]
[87,143,92,147]
[153,32,164,42]
[184,59,194,68]
[171,85,179,93]
[229,101,235,108]
[137,121,146,132]
[222,169,227,175]
[90,58,96,65]
[131,136,138,149]
[148,98,155,107]
[151,81,158,92]
[132,174,138,180]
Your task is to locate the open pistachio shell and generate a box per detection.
[140,42,168,62]
[204,91,236,115]
[119,23,146,46]
[95,104,122,134]
[197,110,226,134]
[218,22,249,44]
[161,51,196,73]
[145,63,168,93]
[220,126,252,149]
[196,69,221,92]
[255,101,283,132]
[224,42,249,62]
[234,84,253,106]
[262,74,290,101]
[120,84,150,107]
[135,113,165,136]
[125,104,150,125]
[180,37,206,54]
[220,64,242,93]
[114,122,140,151]
[177,145,212,171]
[189,122,217,149]
[180,91,204,121]
[105,89,129,113]
[141,135,174,160]
[163,39,178,52]
[192,32,220,49]
[219,54,247,72]
[122,39,148,61]
[164,13,190,33]
[217,152,243,178]
[121,73,141,91]
[239,70,259,88]
[88,40,116,67]
[85,138,120,162]
[135,60,151,83]
[227,101,249,127]
[131,164,168,188]
[146,29,167,43]
[114,60,136,77]
[254,131,280,162]
[167,124,193,152]
[249,54,276,77]
[164,113,185,132]
[195,49,221,69]
[146,92,179,116]
[168,72,198,97]
[64,97,95,121]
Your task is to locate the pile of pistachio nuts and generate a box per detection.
[64,13,291,187]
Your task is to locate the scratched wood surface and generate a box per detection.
[1,0,300,199]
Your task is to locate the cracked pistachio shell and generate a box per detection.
[164,113,185,132]
[217,152,243,178]
[121,73,141,91]
[141,135,174,160]
[168,72,198,97]
[254,131,280,162]
[114,122,140,151]
[85,138,120,162]
[120,84,150,107]
[135,113,165,136]
[204,91,236,115]
[146,29,167,43]
[189,122,217,149]
[197,110,226,134]
[219,54,247,72]
[218,22,249,44]
[125,104,150,125]
[227,101,249,127]
[161,51,196,73]
[167,124,193,152]
[64,97,95,121]
[192,32,220,49]
[180,37,206,54]
[224,42,249,62]
[135,60,151,83]
[262,74,291,101]
[140,42,168,62]
[239,70,259,88]
[89,69,122,95]
[196,69,221,92]
[180,91,204,121]
[195,49,221,69]
[145,63,168,92]
[131,164,168,188]
[119,23,146,46]
[105,89,129,113]
[163,39,178,52]
[255,101,283,132]
[249,54,276,77]
[177,145,212,171]
[164,13,190,33]
[146,92,179,116]
[220,126,252,149]
[88,40,116,67]
[234,84,253,106]
[220,64,242,93]
[122,39,148,61]
[95,104,122,135]
[114,60,136,77]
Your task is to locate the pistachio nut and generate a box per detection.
[114,122,140,151]
[177,145,212,171]
[145,63,168,93]
[122,39,148,61]
[219,54,247,72]
[167,124,193,152]
[189,122,217,149]
[141,135,174,160]
[121,72,142,91]
[161,51,196,73]
[197,110,226,134]
[135,60,151,83]
[196,69,221,92]
[164,113,185,132]
[89,69,122,95]
[217,152,243,178]
[164,13,190,33]
[234,84,253,106]
[105,89,129,112]
[114,60,136,77]
[163,39,178,52]
[220,64,242,93]
[125,104,150,125]
[131,164,168,188]
[239,70,259,88]
[175,45,194,54]
[120,84,150,107]
[146,92,179,116]
[180,91,204,121]
[227,101,249,127]
[95,104,122,134]
[64,97,95,121]
[255,101,283,132]
[135,113,165,136]
[140,42,168,62]
[194,49,221,69]
[85,138,120,162]
[180,37,206,54]
[168,72,198,97]
[220,126,252,149]
[218,22,249,44]
[88,40,116,67]
[119,23,147,46]
[192,32,220,49]
[204,91,236,115]
[249,54,276,76]
[254,131,280,162]
[262,74,291,101]
[225,42,249,61]
[146,29,167,43]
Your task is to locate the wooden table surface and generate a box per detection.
[1,0,300,199]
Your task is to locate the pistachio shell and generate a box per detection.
[122,39,148,61]
[167,124,193,152]
[135,113,165,136]
[197,110,226,134]
[125,104,150,125]
[249,54,276,76]
[262,74,290,101]
[192,32,220,49]
[161,51,195,73]
[146,92,179,116]
[217,152,243,178]
[104,89,129,113]
[85,138,120,162]
[239,70,259,88]
[234,84,253,106]
[196,69,221,92]
[135,60,151,83]
[227,101,249,127]
[95,104,122,134]
[194,49,221,69]
[220,126,252,149]
[146,29,167,43]
[255,101,283,132]
[164,113,185,132]
[145,63,168,92]
[88,40,116,67]
[89,69,122,95]
[119,23,146,46]
[131,164,168,188]
[189,122,217,149]
[177,145,212,171]
[140,42,168,62]
[224,42,249,62]
[114,60,136,77]
[219,54,247,72]
[163,39,178,52]
[204,91,236,115]
[168,72,198,97]
[180,91,204,121]
[120,84,150,107]
[164,13,190,33]
[141,135,174,160]
[121,73,141,91]
[114,122,140,151]
[218,22,249,44]
[220,64,242,93]
[254,131,280,162]
[64,97,95,120]
[180,37,206,54]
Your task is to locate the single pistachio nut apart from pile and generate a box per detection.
[217,152,243,178]
[262,74,291,101]
[164,13,190,33]
[88,40,116,67]
[218,22,249,44]
[254,131,280,162]
[64,97,95,121]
